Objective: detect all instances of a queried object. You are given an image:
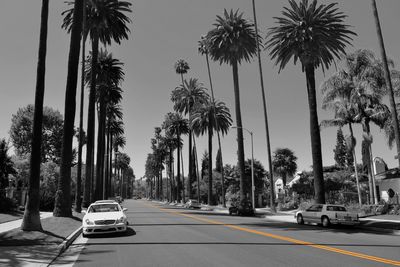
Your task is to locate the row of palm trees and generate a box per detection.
[145,0,400,208]
[21,0,133,231]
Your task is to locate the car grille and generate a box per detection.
[95,220,116,225]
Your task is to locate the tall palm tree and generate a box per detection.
[198,36,227,207]
[371,0,400,167]
[54,0,84,217]
[266,0,356,204]
[107,106,123,197]
[85,50,124,200]
[21,0,50,230]
[272,148,297,187]
[163,112,188,202]
[63,0,132,205]
[206,9,259,201]
[113,134,126,196]
[171,78,208,199]
[191,98,232,205]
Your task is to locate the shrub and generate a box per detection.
[0,195,17,212]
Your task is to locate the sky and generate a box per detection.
[1,0,400,179]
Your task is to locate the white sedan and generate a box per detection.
[82,201,128,237]
[295,204,359,227]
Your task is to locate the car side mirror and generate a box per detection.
[123,208,128,212]
[82,210,87,214]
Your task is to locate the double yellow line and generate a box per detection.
[153,204,400,266]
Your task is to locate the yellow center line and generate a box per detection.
[146,203,400,266]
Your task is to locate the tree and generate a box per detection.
[21,0,49,231]
[53,0,84,217]
[174,59,190,86]
[163,112,188,202]
[10,105,64,163]
[334,127,347,168]
[171,78,208,199]
[191,98,232,204]
[266,0,356,204]
[272,148,297,187]
[0,139,16,189]
[62,0,132,206]
[371,0,400,168]
[206,9,259,201]
[84,50,124,201]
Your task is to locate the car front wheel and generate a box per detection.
[322,216,330,227]
[296,214,304,225]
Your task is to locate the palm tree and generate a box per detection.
[171,78,208,199]
[206,9,259,201]
[63,0,132,205]
[198,36,228,207]
[54,0,85,217]
[174,59,190,86]
[371,0,400,167]
[84,50,124,200]
[113,134,126,196]
[163,112,188,202]
[21,0,50,230]
[266,0,356,204]
[272,148,297,187]
[191,98,232,205]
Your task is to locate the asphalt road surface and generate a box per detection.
[52,199,400,267]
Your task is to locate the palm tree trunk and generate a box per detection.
[176,133,182,202]
[348,123,362,206]
[21,0,49,230]
[363,121,377,204]
[76,0,86,212]
[208,124,213,205]
[251,0,275,212]
[109,135,113,197]
[95,99,106,200]
[84,31,99,206]
[105,122,110,199]
[231,61,246,201]
[181,149,185,203]
[305,64,325,204]
[188,128,193,199]
[193,137,201,203]
[54,0,83,217]
[371,0,400,167]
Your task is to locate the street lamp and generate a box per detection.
[231,126,255,210]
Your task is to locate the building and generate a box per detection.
[374,157,400,204]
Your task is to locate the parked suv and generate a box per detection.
[229,199,255,216]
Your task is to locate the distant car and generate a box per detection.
[114,196,124,204]
[229,199,255,216]
[82,201,128,237]
[185,199,201,209]
[295,204,359,227]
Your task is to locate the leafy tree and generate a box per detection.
[206,9,259,201]
[272,148,297,187]
[40,162,59,211]
[266,0,356,203]
[21,0,49,231]
[10,105,64,163]
[334,127,347,168]
[0,139,16,189]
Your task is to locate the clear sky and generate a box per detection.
[1,0,400,179]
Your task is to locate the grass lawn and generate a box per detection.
[0,211,24,224]
[0,211,83,246]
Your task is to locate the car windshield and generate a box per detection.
[88,204,120,213]
[327,206,347,212]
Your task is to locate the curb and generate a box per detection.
[48,227,82,266]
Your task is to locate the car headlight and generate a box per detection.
[85,218,94,225]
[116,217,125,223]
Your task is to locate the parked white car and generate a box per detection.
[295,204,359,227]
[82,201,128,237]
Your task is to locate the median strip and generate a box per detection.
[152,204,400,266]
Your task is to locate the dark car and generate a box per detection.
[229,199,255,216]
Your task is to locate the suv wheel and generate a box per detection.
[322,216,330,227]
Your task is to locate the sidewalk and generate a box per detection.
[0,211,83,267]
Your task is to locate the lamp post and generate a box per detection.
[232,126,255,210]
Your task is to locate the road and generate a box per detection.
[52,199,400,267]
